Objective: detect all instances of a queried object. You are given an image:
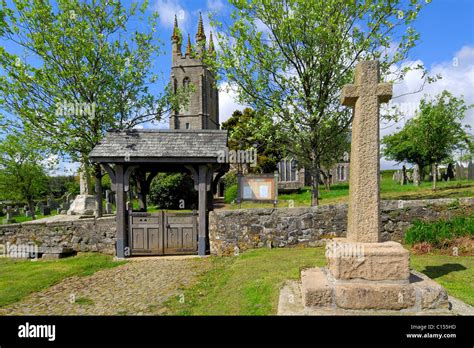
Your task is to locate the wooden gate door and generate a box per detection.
[129,211,164,255]
[164,212,198,254]
[129,211,197,256]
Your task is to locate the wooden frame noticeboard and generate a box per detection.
[237,172,278,205]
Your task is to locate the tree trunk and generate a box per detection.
[28,200,35,220]
[311,165,320,206]
[320,169,331,190]
[94,163,103,217]
[401,165,408,185]
[135,172,147,212]
[432,163,437,190]
[137,193,147,212]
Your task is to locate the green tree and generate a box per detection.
[319,120,350,190]
[413,91,472,189]
[0,0,190,216]
[221,107,284,173]
[211,0,428,205]
[148,173,197,210]
[382,119,428,186]
[47,175,78,198]
[0,133,49,218]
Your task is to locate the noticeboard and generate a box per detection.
[237,173,278,203]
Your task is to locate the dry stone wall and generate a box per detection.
[0,198,472,257]
[209,198,474,256]
[0,217,116,255]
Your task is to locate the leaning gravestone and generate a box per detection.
[281,61,449,314]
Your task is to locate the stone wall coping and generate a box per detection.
[0,215,116,230]
[211,197,474,217]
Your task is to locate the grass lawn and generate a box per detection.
[164,247,474,315]
[224,173,474,209]
[0,253,125,307]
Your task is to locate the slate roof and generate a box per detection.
[89,129,228,162]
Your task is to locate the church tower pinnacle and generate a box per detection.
[169,13,219,130]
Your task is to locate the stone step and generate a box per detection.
[300,267,449,311]
[301,268,334,308]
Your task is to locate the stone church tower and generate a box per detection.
[169,13,219,130]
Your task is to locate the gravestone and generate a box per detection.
[392,171,398,182]
[2,212,15,224]
[455,162,465,180]
[47,197,59,210]
[12,206,20,216]
[104,202,113,214]
[412,164,420,186]
[468,161,474,181]
[67,167,96,215]
[287,61,449,314]
[41,206,51,216]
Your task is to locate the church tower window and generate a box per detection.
[183,77,190,90]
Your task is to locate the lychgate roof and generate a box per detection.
[89,129,228,163]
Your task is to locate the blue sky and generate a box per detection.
[408,0,474,67]
[147,0,474,170]
[1,0,474,173]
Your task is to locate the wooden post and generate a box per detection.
[237,171,243,208]
[115,164,127,258]
[198,164,208,256]
[274,170,279,208]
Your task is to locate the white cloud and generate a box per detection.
[50,161,80,176]
[218,82,248,124]
[154,0,190,30]
[380,45,474,169]
[206,0,224,12]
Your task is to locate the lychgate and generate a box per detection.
[89,129,228,257]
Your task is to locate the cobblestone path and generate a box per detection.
[0,257,211,315]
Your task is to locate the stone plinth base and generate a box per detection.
[67,195,96,216]
[279,239,453,314]
[278,278,473,315]
[301,268,448,311]
[326,238,410,281]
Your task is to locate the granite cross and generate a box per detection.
[341,60,392,243]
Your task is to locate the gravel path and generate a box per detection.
[0,257,211,315]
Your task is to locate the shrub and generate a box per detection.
[405,214,474,248]
[224,184,238,204]
[148,173,197,209]
[222,171,237,188]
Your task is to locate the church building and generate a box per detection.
[169,13,219,130]
[169,13,349,194]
